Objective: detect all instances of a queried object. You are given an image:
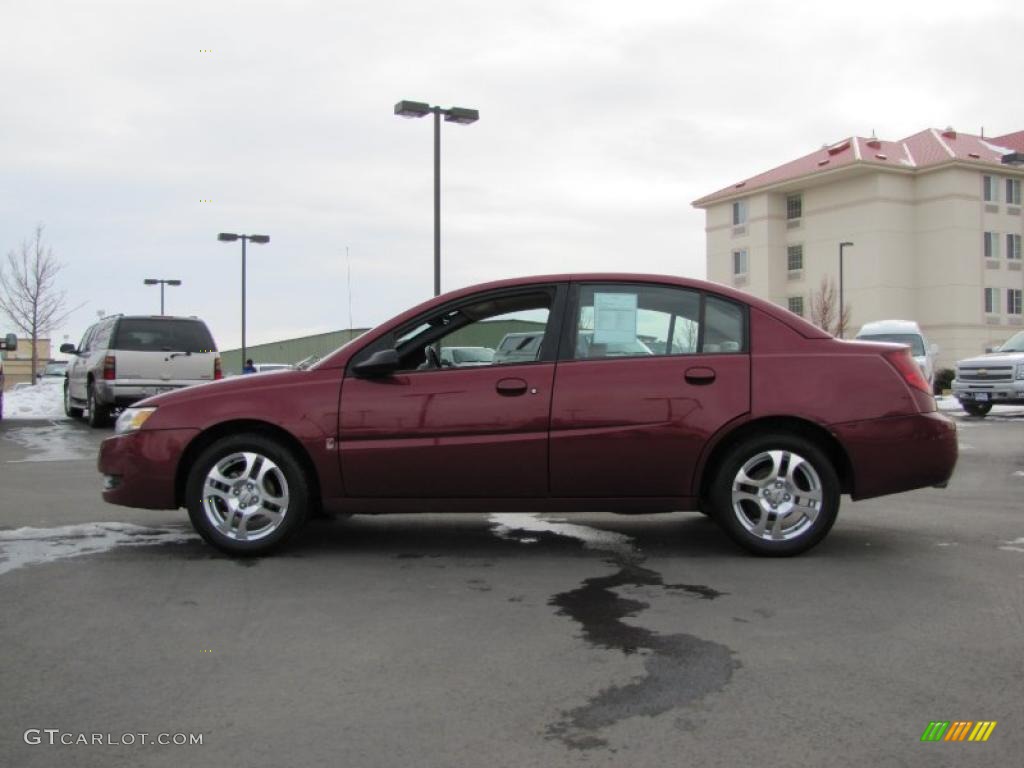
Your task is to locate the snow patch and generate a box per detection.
[2,378,68,420]
[4,424,95,463]
[980,139,1015,156]
[0,522,197,576]
[489,513,636,557]
[999,537,1024,553]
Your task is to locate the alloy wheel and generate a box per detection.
[730,449,823,542]
[201,452,291,542]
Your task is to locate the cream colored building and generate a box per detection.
[693,128,1024,369]
[1,337,53,389]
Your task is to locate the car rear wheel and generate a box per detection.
[709,433,839,556]
[86,383,110,427]
[961,402,992,418]
[64,380,83,418]
[186,433,310,556]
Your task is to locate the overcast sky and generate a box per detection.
[2,0,1021,353]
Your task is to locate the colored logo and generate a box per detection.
[921,721,997,742]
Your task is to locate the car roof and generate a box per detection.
[856,319,923,335]
[319,272,832,368]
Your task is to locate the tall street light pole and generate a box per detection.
[394,100,479,297]
[143,278,181,315]
[217,233,270,370]
[839,241,854,338]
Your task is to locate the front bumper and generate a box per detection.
[952,379,1024,405]
[832,411,958,500]
[98,428,199,509]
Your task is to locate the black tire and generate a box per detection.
[961,402,992,418]
[86,383,111,428]
[64,380,84,418]
[186,433,310,556]
[709,433,840,557]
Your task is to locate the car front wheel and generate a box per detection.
[709,433,840,556]
[961,402,992,418]
[186,433,310,556]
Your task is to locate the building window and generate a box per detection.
[787,296,804,316]
[1008,178,1022,206]
[786,244,803,272]
[985,288,999,314]
[732,249,748,276]
[1010,289,1023,316]
[732,200,748,226]
[1008,234,1022,260]
[984,231,1000,259]
[786,194,802,220]
[983,175,998,202]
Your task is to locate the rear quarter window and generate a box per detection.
[112,319,217,353]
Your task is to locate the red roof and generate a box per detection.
[694,127,1022,206]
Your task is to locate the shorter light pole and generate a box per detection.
[217,233,270,368]
[838,241,854,338]
[143,278,182,315]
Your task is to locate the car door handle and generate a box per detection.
[496,377,529,396]
[684,367,716,385]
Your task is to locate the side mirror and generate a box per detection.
[984,346,995,354]
[60,343,77,355]
[0,333,16,351]
[352,348,400,378]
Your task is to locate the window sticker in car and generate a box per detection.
[592,292,638,345]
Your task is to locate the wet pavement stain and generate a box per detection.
[546,559,737,750]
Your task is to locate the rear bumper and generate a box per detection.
[93,380,207,407]
[97,428,199,509]
[833,411,958,501]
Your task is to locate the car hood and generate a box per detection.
[957,352,1024,367]
[134,370,309,408]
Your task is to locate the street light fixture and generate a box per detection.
[394,99,480,296]
[143,278,182,315]
[839,241,854,339]
[218,232,270,369]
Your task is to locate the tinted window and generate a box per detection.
[702,297,746,353]
[112,319,217,353]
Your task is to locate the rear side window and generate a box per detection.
[112,319,217,353]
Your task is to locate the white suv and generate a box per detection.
[62,315,221,427]
[854,319,937,390]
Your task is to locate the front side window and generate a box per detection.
[1007,178,1021,205]
[572,285,745,360]
[984,231,1000,259]
[787,244,803,271]
[983,175,998,202]
[984,287,999,314]
[1009,289,1023,316]
[1007,233,1022,260]
[388,291,553,372]
[787,296,804,316]
[786,194,802,220]
[732,200,748,225]
[733,249,748,275]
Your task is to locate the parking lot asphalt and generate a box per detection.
[1,413,1022,768]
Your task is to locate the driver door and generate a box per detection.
[339,284,566,498]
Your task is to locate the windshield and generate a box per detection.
[857,333,925,356]
[995,331,1024,353]
[112,319,217,353]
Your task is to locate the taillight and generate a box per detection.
[214,357,223,380]
[102,355,116,381]
[883,348,930,395]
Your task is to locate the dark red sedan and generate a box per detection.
[98,274,957,556]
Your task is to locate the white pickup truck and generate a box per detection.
[952,330,1024,417]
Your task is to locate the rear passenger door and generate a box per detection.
[549,282,751,498]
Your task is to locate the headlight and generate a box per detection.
[115,407,157,434]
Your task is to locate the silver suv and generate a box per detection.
[61,315,221,427]
[952,330,1024,417]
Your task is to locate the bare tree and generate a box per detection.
[0,225,78,381]
[809,275,851,337]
